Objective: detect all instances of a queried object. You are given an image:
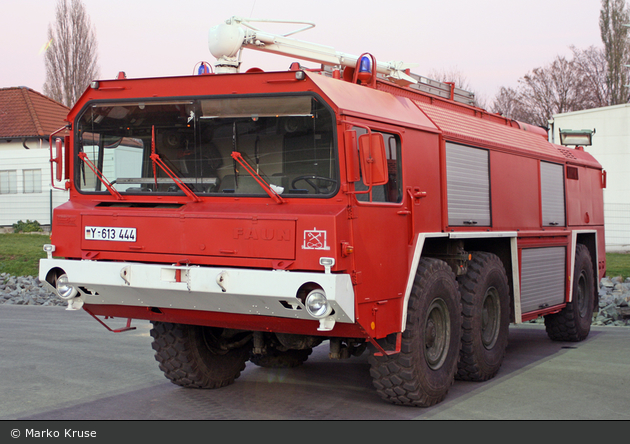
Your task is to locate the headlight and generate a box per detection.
[305,289,332,319]
[56,274,78,300]
[43,244,55,259]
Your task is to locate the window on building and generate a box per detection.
[23,169,42,194]
[0,170,17,194]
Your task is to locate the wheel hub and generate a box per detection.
[424,298,451,370]
[481,287,500,349]
[577,271,589,317]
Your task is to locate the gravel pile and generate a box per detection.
[0,273,63,307]
[596,276,630,326]
[1,272,629,326]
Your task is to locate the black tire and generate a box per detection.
[456,252,510,382]
[368,258,462,407]
[249,348,312,368]
[150,322,251,389]
[544,244,595,342]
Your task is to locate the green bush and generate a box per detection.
[12,220,43,233]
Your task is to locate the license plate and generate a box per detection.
[85,226,137,242]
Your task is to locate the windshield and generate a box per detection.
[76,95,337,198]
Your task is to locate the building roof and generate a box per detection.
[0,87,69,140]
[554,102,630,119]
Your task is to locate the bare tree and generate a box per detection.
[490,1,627,125]
[427,67,473,92]
[43,0,99,107]
[570,45,610,108]
[491,87,529,122]
[516,56,588,127]
[491,53,606,127]
[427,66,486,108]
[600,0,630,105]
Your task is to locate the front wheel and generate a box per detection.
[150,322,252,389]
[368,258,462,407]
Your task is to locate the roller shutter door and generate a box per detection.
[446,142,490,226]
[520,246,566,313]
[541,161,566,227]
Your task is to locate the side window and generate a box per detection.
[446,142,491,226]
[354,127,402,203]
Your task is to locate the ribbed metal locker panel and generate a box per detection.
[520,247,566,313]
[445,143,490,226]
[540,161,566,226]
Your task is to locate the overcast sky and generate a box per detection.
[2,0,604,104]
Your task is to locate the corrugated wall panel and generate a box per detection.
[446,142,490,226]
[520,247,566,313]
[0,147,69,226]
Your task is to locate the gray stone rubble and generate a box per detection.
[0,273,64,307]
[596,276,630,326]
[1,272,629,326]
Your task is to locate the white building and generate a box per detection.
[553,104,630,251]
[0,87,69,228]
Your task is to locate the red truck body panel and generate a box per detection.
[43,67,605,339]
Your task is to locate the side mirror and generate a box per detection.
[358,132,388,186]
[49,126,70,190]
[54,137,63,182]
[63,135,70,180]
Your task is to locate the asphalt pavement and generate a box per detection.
[0,305,629,421]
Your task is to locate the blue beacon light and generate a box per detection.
[357,55,372,83]
[198,62,211,75]
[359,56,371,74]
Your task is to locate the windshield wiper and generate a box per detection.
[231,152,285,204]
[150,126,201,202]
[78,152,124,200]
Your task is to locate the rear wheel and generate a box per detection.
[150,322,251,389]
[368,258,462,407]
[545,244,595,342]
[456,252,510,381]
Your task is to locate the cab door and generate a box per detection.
[345,122,410,338]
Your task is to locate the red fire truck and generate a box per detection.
[39,17,605,407]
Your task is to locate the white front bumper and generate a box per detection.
[39,259,355,326]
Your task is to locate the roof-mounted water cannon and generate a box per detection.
[208,18,247,72]
[208,16,418,87]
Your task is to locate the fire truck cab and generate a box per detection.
[39,17,605,407]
